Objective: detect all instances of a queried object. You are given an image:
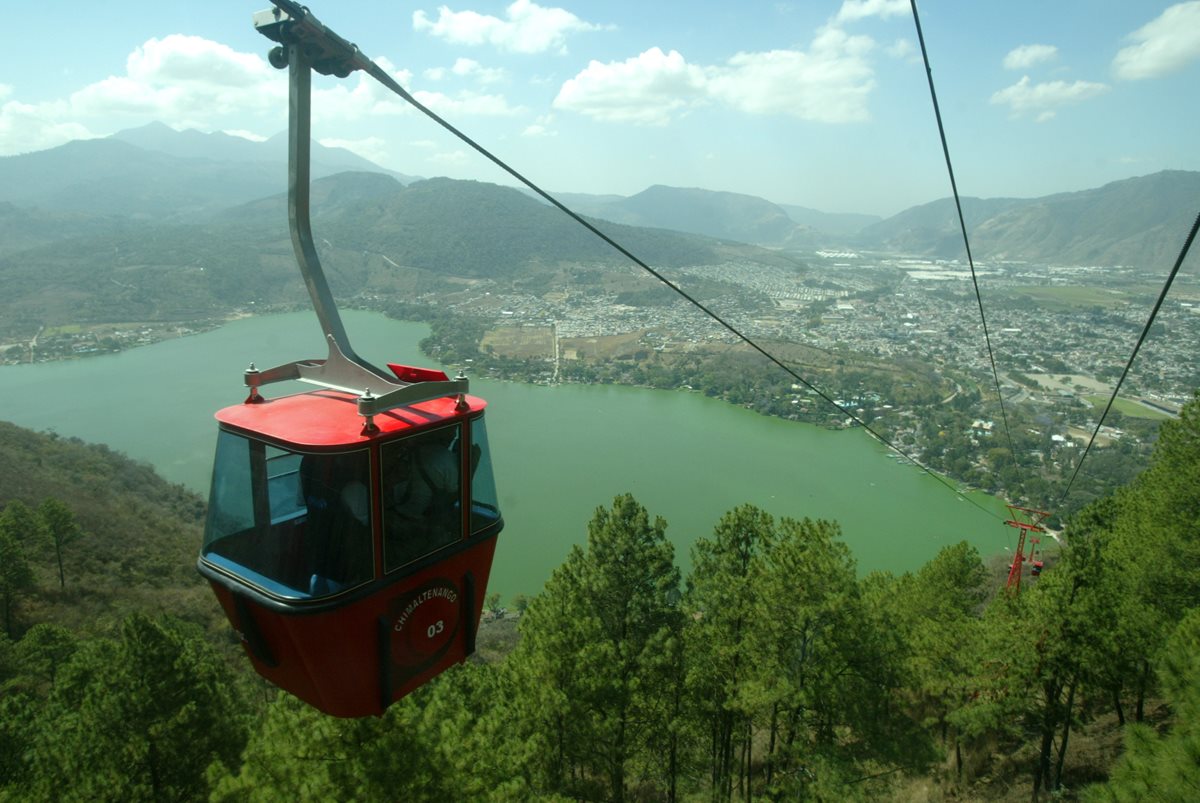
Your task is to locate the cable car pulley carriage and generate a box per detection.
[197,2,503,718]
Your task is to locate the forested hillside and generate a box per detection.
[0,173,791,335]
[0,423,210,633]
[2,392,1199,800]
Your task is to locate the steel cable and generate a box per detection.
[267,0,1005,520]
[909,0,1023,478]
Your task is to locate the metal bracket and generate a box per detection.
[248,3,468,424]
[253,2,366,78]
[243,335,470,415]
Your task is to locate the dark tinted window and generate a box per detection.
[203,431,373,598]
[382,426,462,572]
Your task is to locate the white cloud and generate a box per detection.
[835,0,909,24]
[522,114,557,137]
[990,75,1109,122]
[127,35,267,89]
[554,48,708,125]
[1113,1,1200,80]
[413,0,609,55]
[0,35,281,155]
[427,58,506,84]
[70,35,279,121]
[0,35,515,158]
[0,98,96,155]
[1003,44,1058,70]
[555,28,876,126]
[310,58,415,122]
[313,77,406,122]
[311,57,516,126]
[457,58,506,83]
[710,29,876,123]
[0,84,11,101]
[886,38,915,60]
[223,129,267,142]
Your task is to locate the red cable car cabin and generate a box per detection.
[198,367,503,718]
[202,3,504,717]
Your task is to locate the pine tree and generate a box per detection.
[1084,607,1200,802]
[885,541,986,779]
[25,614,247,802]
[757,517,931,797]
[581,494,681,802]
[509,494,682,801]
[37,499,81,591]
[508,544,594,796]
[0,502,36,639]
[684,504,772,802]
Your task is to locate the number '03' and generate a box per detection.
[427,620,445,639]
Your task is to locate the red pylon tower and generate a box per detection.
[1004,505,1050,594]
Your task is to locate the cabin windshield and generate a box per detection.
[381,424,462,572]
[378,416,502,573]
[470,417,501,534]
[203,430,373,599]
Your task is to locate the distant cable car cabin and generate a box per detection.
[197,3,502,718]
[1004,505,1049,594]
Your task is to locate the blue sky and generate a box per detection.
[2,0,1198,216]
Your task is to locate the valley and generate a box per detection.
[2,127,1198,517]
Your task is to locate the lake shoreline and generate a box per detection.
[0,310,1012,598]
[4,307,865,433]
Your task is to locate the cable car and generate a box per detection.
[1029,536,1044,578]
[197,6,502,717]
[200,363,502,717]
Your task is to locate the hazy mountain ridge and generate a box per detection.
[213,172,753,275]
[0,122,415,224]
[557,184,830,248]
[0,171,801,330]
[596,185,796,240]
[778,204,882,237]
[319,177,735,275]
[539,173,1199,269]
[1,124,1193,285]
[855,196,1027,255]
[856,171,1200,268]
[112,121,421,182]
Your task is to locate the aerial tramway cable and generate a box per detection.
[1058,211,1200,506]
[908,0,1023,480]
[261,0,1003,519]
[909,0,1200,528]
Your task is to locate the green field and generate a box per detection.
[1085,395,1174,420]
[1008,286,1127,309]
[43,324,84,336]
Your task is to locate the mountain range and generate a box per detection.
[855,171,1200,269]
[1,122,1195,275]
[0,122,415,223]
[0,128,804,330]
[551,185,829,248]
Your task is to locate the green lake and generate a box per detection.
[0,310,1011,598]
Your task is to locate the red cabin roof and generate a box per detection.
[216,389,489,448]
